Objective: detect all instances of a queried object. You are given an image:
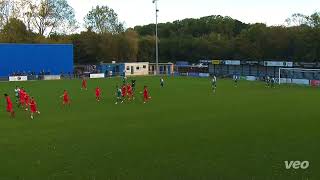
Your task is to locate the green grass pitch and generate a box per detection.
[0,77,319,180]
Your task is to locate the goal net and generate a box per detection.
[278,68,320,85]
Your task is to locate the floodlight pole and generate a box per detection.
[153,0,159,75]
[279,68,281,85]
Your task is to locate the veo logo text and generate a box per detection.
[285,161,309,169]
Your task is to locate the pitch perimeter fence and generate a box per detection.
[1,72,320,87]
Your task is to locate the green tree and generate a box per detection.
[28,0,77,36]
[122,29,139,61]
[285,13,310,27]
[98,32,118,61]
[72,29,102,64]
[84,5,124,34]
[0,18,33,43]
[0,0,10,29]
[138,35,156,61]
[310,12,320,28]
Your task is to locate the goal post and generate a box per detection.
[278,68,320,85]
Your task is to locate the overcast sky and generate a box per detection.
[67,0,320,28]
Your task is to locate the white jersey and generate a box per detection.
[15,88,20,97]
[212,76,217,83]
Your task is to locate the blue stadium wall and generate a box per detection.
[0,44,73,76]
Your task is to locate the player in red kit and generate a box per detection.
[30,97,40,119]
[143,86,151,104]
[19,88,25,108]
[95,87,101,102]
[121,84,127,102]
[4,94,15,118]
[81,78,87,90]
[127,83,133,101]
[61,90,71,106]
[24,92,30,111]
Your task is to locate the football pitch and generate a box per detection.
[0,77,319,180]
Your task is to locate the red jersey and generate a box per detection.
[63,92,69,101]
[82,79,87,87]
[30,99,37,112]
[127,85,132,95]
[143,88,148,97]
[95,88,101,96]
[6,96,12,106]
[121,86,127,96]
[6,96,13,112]
[25,93,30,105]
[143,88,149,102]
[19,90,25,101]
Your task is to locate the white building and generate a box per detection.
[124,62,149,76]
[149,62,174,75]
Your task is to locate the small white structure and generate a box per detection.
[149,62,174,75]
[124,62,149,76]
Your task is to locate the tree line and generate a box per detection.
[0,0,319,64]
